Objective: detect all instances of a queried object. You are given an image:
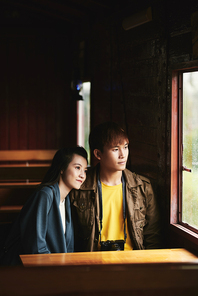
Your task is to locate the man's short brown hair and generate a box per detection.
[89,122,129,153]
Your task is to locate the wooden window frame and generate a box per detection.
[171,66,198,248]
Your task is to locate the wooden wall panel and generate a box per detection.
[7,39,18,150]
[89,17,167,182]
[27,37,38,149]
[0,29,75,150]
[18,37,29,150]
[0,37,9,150]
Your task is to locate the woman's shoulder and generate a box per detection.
[40,183,59,197]
[36,183,59,201]
[20,184,58,215]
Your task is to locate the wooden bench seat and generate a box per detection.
[0,166,49,183]
[0,150,56,224]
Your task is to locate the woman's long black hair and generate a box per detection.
[40,146,88,187]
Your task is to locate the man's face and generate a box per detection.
[98,140,129,172]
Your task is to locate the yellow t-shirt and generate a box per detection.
[99,182,133,251]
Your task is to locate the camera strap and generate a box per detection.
[97,172,127,243]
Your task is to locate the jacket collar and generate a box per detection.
[123,169,143,188]
[80,164,144,191]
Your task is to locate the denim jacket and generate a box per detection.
[71,165,161,251]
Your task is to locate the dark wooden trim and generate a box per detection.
[171,60,198,71]
[1,263,198,296]
[0,166,49,181]
[170,224,198,247]
[170,71,179,224]
[178,72,183,223]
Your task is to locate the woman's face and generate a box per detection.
[60,154,87,192]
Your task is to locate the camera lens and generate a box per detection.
[111,243,122,251]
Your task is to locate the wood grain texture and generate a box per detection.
[20,248,198,267]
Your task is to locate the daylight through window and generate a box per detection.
[77,82,91,163]
[182,71,198,230]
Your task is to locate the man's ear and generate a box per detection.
[93,149,102,161]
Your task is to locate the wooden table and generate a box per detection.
[1,249,197,296]
[20,248,198,267]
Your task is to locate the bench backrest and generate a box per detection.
[0,150,57,224]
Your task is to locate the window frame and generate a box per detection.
[171,65,198,247]
[76,81,91,163]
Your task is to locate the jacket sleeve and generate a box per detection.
[143,181,162,249]
[20,189,53,254]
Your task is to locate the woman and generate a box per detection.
[0,146,88,265]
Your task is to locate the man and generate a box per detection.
[71,122,161,251]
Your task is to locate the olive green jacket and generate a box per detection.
[70,165,161,251]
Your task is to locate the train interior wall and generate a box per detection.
[0,0,198,251]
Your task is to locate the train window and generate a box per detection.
[171,69,198,242]
[182,71,198,230]
[77,82,91,163]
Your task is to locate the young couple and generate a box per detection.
[0,122,160,265]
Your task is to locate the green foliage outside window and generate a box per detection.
[182,71,198,229]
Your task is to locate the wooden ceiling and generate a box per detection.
[1,0,134,27]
